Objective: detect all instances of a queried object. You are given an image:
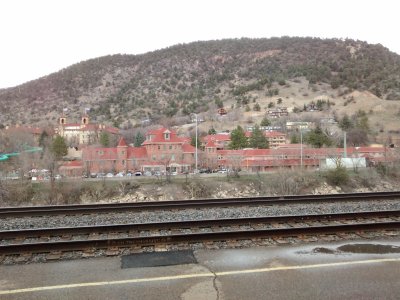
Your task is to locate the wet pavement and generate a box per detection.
[1,238,400,299]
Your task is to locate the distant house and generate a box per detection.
[55,114,119,146]
[267,107,288,118]
[190,114,204,123]
[264,131,287,148]
[202,133,231,150]
[217,108,227,115]
[286,121,314,131]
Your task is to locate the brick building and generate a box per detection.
[81,128,197,175]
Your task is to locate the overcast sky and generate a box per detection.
[0,0,399,89]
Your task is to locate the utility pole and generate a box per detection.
[300,129,303,169]
[195,114,198,173]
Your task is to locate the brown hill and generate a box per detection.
[0,37,399,129]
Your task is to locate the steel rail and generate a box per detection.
[1,191,400,218]
[1,210,399,239]
[0,221,399,255]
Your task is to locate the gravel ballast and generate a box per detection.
[1,200,400,230]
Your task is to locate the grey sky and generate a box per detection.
[0,0,398,88]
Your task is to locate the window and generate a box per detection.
[171,154,175,161]
[169,145,172,150]
[158,145,161,150]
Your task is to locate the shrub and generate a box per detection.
[355,169,380,188]
[183,180,211,198]
[325,167,349,186]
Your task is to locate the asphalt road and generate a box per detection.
[1,239,400,299]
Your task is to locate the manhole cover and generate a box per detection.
[121,250,197,268]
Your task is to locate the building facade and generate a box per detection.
[61,126,390,177]
[81,128,197,175]
[55,115,119,146]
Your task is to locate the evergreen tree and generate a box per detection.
[305,126,332,148]
[38,131,49,148]
[99,132,110,147]
[290,134,300,144]
[260,117,271,127]
[51,135,68,160]
[229,126,248,150]
[134,132,145,147]
[208,127,216,135]
[253,103,261,111]
[339,115,353,131]
[38,130,50,159]
[249,124,269,149]
[190,135,201,148]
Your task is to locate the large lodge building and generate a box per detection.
[59,127,391,177]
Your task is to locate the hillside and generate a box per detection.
[1,37,400,132]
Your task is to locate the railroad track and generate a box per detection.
[1,191,400,217]
[1,210,399,259]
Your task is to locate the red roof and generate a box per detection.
[205,140,217,148]
[265,131,286,137]
[117,137,128,147]
[142,127,187,144]
[203,133,231,143]
[182,143,196,153]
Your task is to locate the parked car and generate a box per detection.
[218,169,227,174]
[106,173,114,178]
[115,172,124,177]
[144,171,152,176]
[134,171,142,176]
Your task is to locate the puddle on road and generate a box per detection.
[303,244,400,255]
[312,247,337,254]
[337,244,400,254]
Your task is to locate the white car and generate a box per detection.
[106,173,114,178]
